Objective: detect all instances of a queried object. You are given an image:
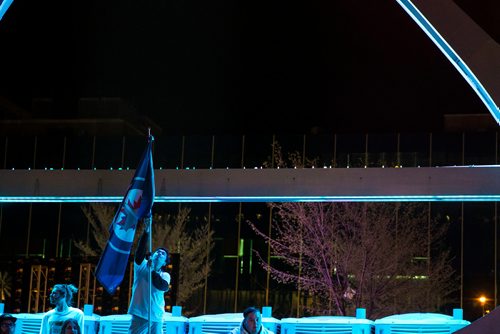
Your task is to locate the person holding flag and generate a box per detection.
[95,134,155,294]
[127,217,170,334]
[95,133,169,334]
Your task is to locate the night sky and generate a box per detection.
[0,0,499,134]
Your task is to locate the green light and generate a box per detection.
[249,239,253,274]
[239,239,244,257]
[239,239,244,274]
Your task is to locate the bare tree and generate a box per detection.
[0,271,12,302]
[74,204,214,314]
[77,203,114,256]
[248,202,456,319]
[152,208,214,313]
[262,140,318,169]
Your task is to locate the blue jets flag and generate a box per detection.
[95,135,155,294]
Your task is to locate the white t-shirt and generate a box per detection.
[230,323,274,334]
[39,307,84,334]
[128,259,171,323]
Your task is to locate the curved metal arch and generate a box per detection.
[396,0,500,124]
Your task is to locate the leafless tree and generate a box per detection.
[262,140,318,168]
[152,208,214,313]
[248,202,456,319]
[75,203,214,314]
[0,271,12,302]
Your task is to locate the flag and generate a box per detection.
[95,135,155,294]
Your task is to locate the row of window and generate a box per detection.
[1,132,499,170]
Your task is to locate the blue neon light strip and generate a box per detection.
[1,195,500,203]
[396,0,500,124]
[0,0,14,21]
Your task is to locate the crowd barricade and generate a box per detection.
[11,311,100,334]
[10,312,43,334]
[187,308,279,334]
[280,308,372,334]
[98,312,187,334]
[373,309,470,334]
[2,306,474,334]
[97,314,130,334]
[84,311,101,334]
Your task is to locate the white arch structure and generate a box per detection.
[396,0,500,124]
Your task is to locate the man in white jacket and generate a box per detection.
[128,217,171,334]
[231,307,274,334]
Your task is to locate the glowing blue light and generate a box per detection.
[396,0,500,124]
[1,195,500,203]
[0,0,14,21]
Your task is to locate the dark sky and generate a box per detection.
[0,0,499,134]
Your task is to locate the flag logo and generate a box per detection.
[95,136,155,294]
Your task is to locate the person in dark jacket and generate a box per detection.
[231,307,274,334]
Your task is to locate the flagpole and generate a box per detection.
[148,212,152,334]
[94,130,156,334]
[147,127,152,334]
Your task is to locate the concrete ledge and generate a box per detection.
[1,166,500,202]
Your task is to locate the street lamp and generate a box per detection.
[478,295,487,316]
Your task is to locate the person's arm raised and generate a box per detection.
[134,217,151,265]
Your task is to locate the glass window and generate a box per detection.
[464,132,496,165]
[93,136,123,169]
[183,135,213,169]
[59,203,90,258]
[432,133,463,166]
[274,134,306,168]
[213,135,244,168]
[0,204,31,257]
[0,136,6,168]
[29,203,60,258]
[305,134,335,168]
[4,136,36,169]
[463,202,496,319]
[335,133,366,167]
[241,134,274,168]
[122,136,149,170]
[34,136,65,170]
[399,132,431,167]
[65,136,94,169]
[366,133,398,167]
[154,135,183,169]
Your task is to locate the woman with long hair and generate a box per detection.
[60,319,81,334]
